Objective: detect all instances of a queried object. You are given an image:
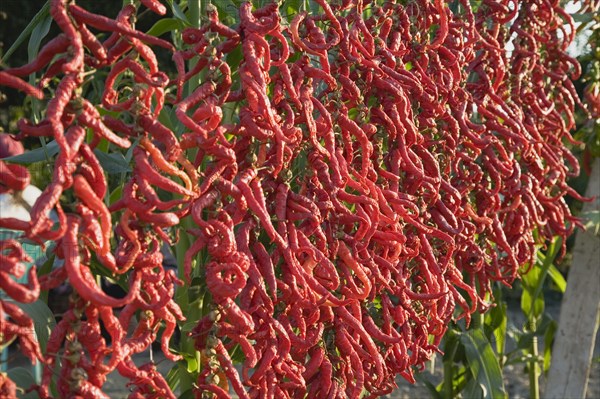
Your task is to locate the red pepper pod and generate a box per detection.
[0,266,39,303]
[0,162,30,191]
[133,148,194,197]
[140,0,167,15]
[0,72,44,99]
[68,4,175,51]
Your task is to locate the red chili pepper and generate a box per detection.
[64,216,140,305]
[0,161,30,191]
[428,0,449,49]
[0,71,44,99]
[140,0,167,15]
[5,35,70,77]
[73,174,112,255]
[133,148,194,197]
[79,24,108,61]
[50,0,84,73]
[69,4,175,51]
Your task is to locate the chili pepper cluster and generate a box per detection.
[1,144,43,398]
[0,0,588,397]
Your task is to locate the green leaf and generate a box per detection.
[230,343,245,363]
[89,258,128,290]
[282,0,303,17]
[214,0,241,22]
[452,366,470,393]
[485,302,505,332]
[179,388,195,399]
[3,141,59,164]
[96,136,110,153]
[159,105,177,132]
[309,0,320,15]
[1,1,50,64]
[547,264,567,293]
[124,138,139,163]
[166,0,190,24]
[581,210,600,236]
[463,373,485,399]
[515,331,536,351]
[348,108,360,120]
[485,302,507,362]
[7,367,38,399]
[460,329,507,399]
[108,186,123,206]
[572,12,595,24]
[16,300,56,353]
[177,359,198,394]
[414,373,444,399]
[442,329,460,362]
[175,221,192,310]
[93,150,131,174]
[522,237,562,320]
[521,287,544,322]
[38,252,55,277]
[37,253,55,303]
[160,104,185,136]
[200,287,212,317]
[166,365,181,392]
[27,13,53,62]
[226,45,244,73]
[147,18,184,37]
[180,320,198,332]
[185,355,198,372]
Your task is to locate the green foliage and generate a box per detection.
[147,18,187,37]
[16,300,56,353]
[521,238,562,322]
[6,368,38,399]
[582,210,600,236]
[1,1,50,65]
[459,329,507,399]
[93,149,131,174]
[422,236,566,399]
[574,12,600,159]
[213,0,243,23]
[3,140,59,163]
[484,298,507,363]
[427,318,507,399]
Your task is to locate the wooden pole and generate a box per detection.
[545,157,600,399]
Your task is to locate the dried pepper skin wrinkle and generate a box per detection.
[0,0,586,398]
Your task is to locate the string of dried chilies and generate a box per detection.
[0,0,593,397]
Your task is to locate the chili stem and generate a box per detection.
[443,356,454,399]
[529,319,540,399]
[187,0,205,93]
